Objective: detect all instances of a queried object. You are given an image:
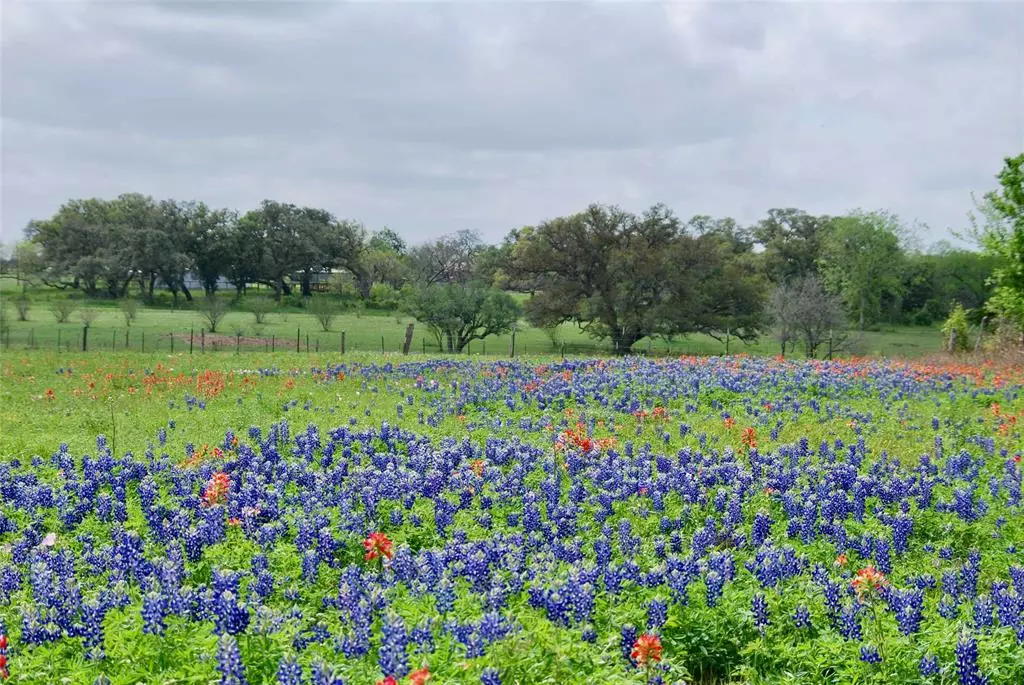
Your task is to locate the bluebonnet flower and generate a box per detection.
[793,605,811,629]
[378,613,409,678]
[752,593,770,632]
[860,646,882,664]
[216,634,248,685]
[481,667,501,685]
[919,654,939,677]
[955,633,988,685]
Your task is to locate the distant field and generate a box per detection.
[0,287,946,358]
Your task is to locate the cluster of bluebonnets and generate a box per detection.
[1,356,1022,683]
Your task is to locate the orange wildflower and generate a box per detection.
[631,633,663,666]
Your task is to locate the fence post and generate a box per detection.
[170,332,174,353]
[725,328,731,355]
[112,329,117,350]
[141,331,145,352]
[316,338,319,353]
[125,329,129,349]
[236,333,241,354]
[561,342,566,359]
[82,325,88,352]
[271,335,276,352]
[482,340,486,356]
[305,333,309,353]
[422,338,425,354]
[510,329,516,358]
[57,329,61,351]
[341,331,346,355]
[189,328,194,354]
[201,329,205,352]
[381,335,385,353]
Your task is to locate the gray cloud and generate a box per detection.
[2,0,1022,245]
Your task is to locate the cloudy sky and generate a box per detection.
[2,1,1022,246]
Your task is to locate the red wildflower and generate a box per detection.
[834,554,848,567]
[741,427,757,449]
[202,472,230,506]
[409,668,431,685]
[44,388,55,401]
[1014,455,1021,463]
[363,532,394,561]
[852,565,888,601]
[377,677,398,685]
[723,417,736,429]
[471,459,485,478]
[631,633,663,666]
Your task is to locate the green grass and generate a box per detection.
[0,291,945,358]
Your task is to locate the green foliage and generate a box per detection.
[507,204,766,354]
[819,210,906,330]
[940,303,972,353]
[973,154,1024,328]
[405,283,521,352]
[369,282,402,310]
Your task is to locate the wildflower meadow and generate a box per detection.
[0,352,1022,684]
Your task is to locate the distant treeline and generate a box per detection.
[3,160,1019,354]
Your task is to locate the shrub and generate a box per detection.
[51,299,77,323]
[248,296,274,325]
[15,295,31,321]
[941,302,971,353]
[120,298,139,327]
[308,297,337,332]
[200,295,229,333]
[80,308,100,327]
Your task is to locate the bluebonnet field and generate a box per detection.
[0,353,1022,684]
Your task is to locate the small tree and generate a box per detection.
[769,275,847,358]
[51,299,77,323]
[248,296,274,325]
[941,302,971,353]
[308,297,337,331]
[405,283,521,353]
[15,295,30,321]
[120,298,139,327]
[80,308,100,328]
[541,324,562,352]
[201,295,229,333]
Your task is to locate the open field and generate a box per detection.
[0,351,1021,683]
[0,295,947,359]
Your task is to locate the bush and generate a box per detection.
[369,283,401,311]
[120,298,139,327]
[200,295,229,333]
[308,297,337,331]
[51,298,77,323]
[248,296,274,325]
[80,308,100,327]
[941,302,971,353]
[15,295,30,321]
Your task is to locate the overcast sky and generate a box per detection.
[2,1,1022,246]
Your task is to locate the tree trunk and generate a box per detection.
[148,273,156,302]
[182,286,193,302]
[859,291,866,330]
[446,330,455,353]
[301,269,312,297]
[610,330,640,356]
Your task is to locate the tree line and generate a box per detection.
[3,153,1021,355]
